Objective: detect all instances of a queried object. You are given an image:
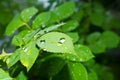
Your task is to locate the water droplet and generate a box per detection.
[59,37,65,44]
[23,47,28,52]
[43,48,47,51]
[41,25,46,29]
[40,40,45,44]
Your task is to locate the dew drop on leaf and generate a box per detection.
[59,37,65,44]
[40,40,45,44]
[23,47,28,52]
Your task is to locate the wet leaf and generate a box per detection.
[20,41,39,71]
[20,7,38,22]
[36,32,75,54]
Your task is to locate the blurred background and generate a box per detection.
[0,0,120,80]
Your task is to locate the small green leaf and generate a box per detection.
[32,11,51,29]
[36,56,66,77]
[72,10,84,22]
[74,45,94,61]
[15,71,27,80]
[88,70,98,80]
[12,30,29,46]
[20,7,38,22]
[61,20,79,32]
[100,31,119,48]
[88,40,106,54]
[67,62,88,80]
[66,45,94,62]
[52,2,75,20]
[86,32,101,44]
[36,32,75,54]
[0,68,12,80]
[66,32,79,43]
[90,12,105,26]
[34,23,65,38]
[5,14,25,36]
[20,41,39,71]
[6,48,21,68]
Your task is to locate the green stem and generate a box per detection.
[24,23,33,31]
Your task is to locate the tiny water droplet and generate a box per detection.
[43,48,47,51]
[59,37,65,44]
[23,47,28,52]
[40,40,45,44]
[41,25,46,29]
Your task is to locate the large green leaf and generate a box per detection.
[20,41,39,71]
[32,11,51,29]
[100,31,119,48]
[6,48,21,68]
[61,20,79,32]
[67,62,88,80]
[20,7,38,22]
[0,68,12,80]
[36,32,75,54]
[5,14,25,36]
[52,2,75,20]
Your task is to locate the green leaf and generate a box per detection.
[14,71,27,80]
[0,68,12,80]
[36,56,66,77]
[12,30,29,46]
[52,2,75,20]
[100,31,119,48]
[36,32,75,54]
[20,41,39,71]
[88,40,106,54]
[61,20,79,32]
[90,12,105,26]
[86,32,101,44]
[20,7,38,22]
[34,23,65,38]
[32,11,51,29]
[5,14,25,36]
[66,32,79,43]
[74,45,94,61]
[72,10,84,22]
[6,48,21,68]
[22,29,39,44]
[67,62,88,80]
[88,70,98,80]
[66,44,94,62]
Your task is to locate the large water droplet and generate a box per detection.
[40,40,45,44]
[59,37,65,44]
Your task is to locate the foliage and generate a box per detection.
[0,0,120,80]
